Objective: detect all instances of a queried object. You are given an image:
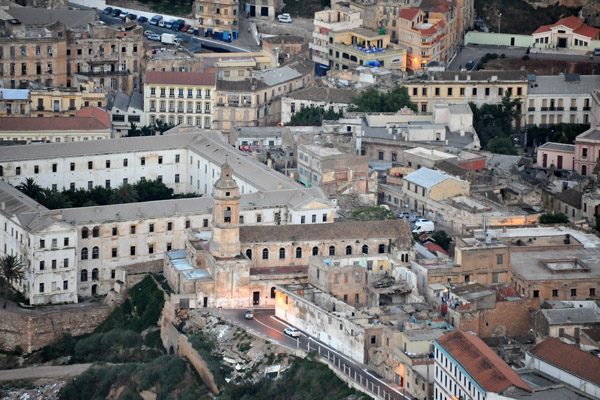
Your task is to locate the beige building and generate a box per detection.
[0,88,31,117]
[328,28,407,71]
[242,0,277,19]
[195,0,239,39]
[30,79,107,117]
[404,70,528,122]
[397,8,447,70]
[311,8,363,68]
[145,70,217,129]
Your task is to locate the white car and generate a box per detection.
[144,30,154,37]
[148,34,161,41]
[278,13,292,23]
[284,327,300,337]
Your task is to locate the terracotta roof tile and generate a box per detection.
[240,219,411,245]
[0,106,110,132]
[533,16,598,38]
[528,337,600,385]
[424,242,448,255]
[145,70,217,86]
[399,8,420,21]
[574,24,600,39]
[437,330,531,393]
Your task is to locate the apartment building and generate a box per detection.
[108,91,144,136]
[396,8,447,70]
[574,126,600,176]
[195,0,239,40]
[0,88,30,116]
[242,0,277,19]
[526,74,600,127]
[403,70,528,121]
[328,28,407,71]
[30,79,107,117]
[433,330,531,400]
[311,8,363,72]
[67,22,144,93]
[144,70,217,129]
[214,58,313,131]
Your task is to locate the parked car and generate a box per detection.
[181,24,192,32]
[144,30,154,37]
[119,12,128,20]
[172,19,185,31]
[127,14,137,21]
[465,60,475,70]
[149,14,162,25]
[284,328,300,338]
[148,34,161,41]
[165,19,176,29]
[138,16,148,23]
[594,48,600,56]
[158,19,166,27]
[111,8,121,17]
[397,211,410,219]
[412,219,434,234]
[277,13,292,23]
[408,214,422,222]
[245,310,254,319]
[102,7,113,14]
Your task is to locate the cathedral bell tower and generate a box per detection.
[209,161,241,259]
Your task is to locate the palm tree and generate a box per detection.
[16,178,43,202]
[110,183,139,204]
[40,189,73,210]
[0,255,24,308]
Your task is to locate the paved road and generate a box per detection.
[0,364,92,382]
[449,44,598,71]
[222,308,414,400]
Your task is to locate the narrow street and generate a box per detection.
[221,308,414,400]
[0,364,92,382]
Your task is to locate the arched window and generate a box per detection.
[279,248,286,259]
[295,247,302,258]
[92,226,99,237]
[80,269,88,282]
[81,247,88,260]
[346,245,352,255]
[81,227,89,239]
[378,244,385,254]
[329,246,335,256]
[224,206,231,223]
[92,246,99,259]
[362,245,369,254]
[312,246,319,256]
[262,248,269,260]
[271,287,276,298]
[246,249,252,260]
[0,166,3,176]
[92,268,99,280]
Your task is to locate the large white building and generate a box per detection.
[434,330,531,400]
[0,129,336,303]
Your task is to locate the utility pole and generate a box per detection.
[498,13,502,34]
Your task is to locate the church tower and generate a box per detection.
[209,161,241,259]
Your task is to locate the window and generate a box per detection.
[175,154,180,163]
[590,288,596,296]
[149,223,154,233]
[92,246,99,259]
[271,287,276,298]
[123,158,128,167]
[39,283,44,293]
[64,237,69,246]
[88,161,93,170]
[16,167,21,175]
[82,227,89,239]
[533,290,539,298]
[552,289,558,297]
[312,247,319,256]
[63,280,68,290]
[323,214,327,222]
[175,174,180,183]
[92,268,99,280]
[312,214,316,223]
[40,261,45,270]
[81,269,88,281]
[256,214,262,223]
[130,246,136,256]
[329,246,335,256]
[378,244,385,254]
[262,248,269,259]
[92,226,99,237]
[371,335,377,344]
[167,243,172,251]
[158,156,163,164]
[279,248,286,259]
[571,288,577,297]
[40,239,45,248]
[81,247,88,260]
[112,248,117,258]
[301,216,305,224]
[130,226,136,234]
[141,157,146,166]
[346,245,352,255]
[362,245,369,254]
[149,244,154,254]
[203,219,209,228]
[496,254,503,264]
[295,247,302,258]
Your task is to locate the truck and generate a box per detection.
[411,219,434,234]
[149,15,162,25]
[161,33,181,45]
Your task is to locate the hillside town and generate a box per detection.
[1,0,600,398]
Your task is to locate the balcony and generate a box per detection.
[37,106,44,111]
[150,107,156,112]
[159,107,166,112]
[541,107,549,111]
[570,107,578,111]
[557,107,564,111]
[528,107,535,111]
[584,106,591,111]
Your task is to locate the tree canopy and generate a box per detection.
[526,123,590,147]
[350,206,397,221]
[487,137,518,155]
[539,212,569,224]
[470,93,521,151]
[431,230,451,251]
[288,106,344,125]
[349,86,417,113]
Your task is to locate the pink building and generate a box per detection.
[536,142,575,170]
[574,128,600,175]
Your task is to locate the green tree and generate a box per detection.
[488,137,518,155]
[16,178,43,202]
[289,106,344,125]
[127,123,155,137]
[349,86,417,113]
[539,212,569,224]
[431,230,451,251]
[134,179,174,202]
[110,183,140,204]
[350,206,397,221]
[154,120,175,135]
[0,255,24,308]
[470,93,521,149]
[526,123,590,147]
[40,189,73,209]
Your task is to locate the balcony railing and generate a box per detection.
[528,107,535,111]
[570,107,577,111]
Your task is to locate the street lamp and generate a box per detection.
[498,13,502,34]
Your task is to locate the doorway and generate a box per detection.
[260,6,269,17]
[249,5,255,17]
[558,37,567,48]
[253,291,260,305]
[91,284,98,295]
[557,155,563,169]
[510,37,515,46]
[203,297,208,308]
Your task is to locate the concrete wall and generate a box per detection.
[178,333,219,394]
[464,32,533,47]
[0,304,112,352]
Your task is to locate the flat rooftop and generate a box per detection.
[511,248,600,281]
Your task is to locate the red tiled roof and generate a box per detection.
[529,337,600,385]
[437,330,531,393]
[420,26,438,35]
[399,8,420,21]
[0,107,111,132]
[532,16,598,38]
[424,242,448,255]
[145,70,217,86]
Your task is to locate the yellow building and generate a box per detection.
[328,28,407,71]
[402,167,470,215]
[397,8,447,70]
[195,0,239,39]
[30,79,107,117]
[403,70,528,125]
[144,70,217,128]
